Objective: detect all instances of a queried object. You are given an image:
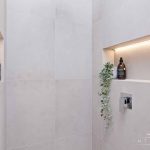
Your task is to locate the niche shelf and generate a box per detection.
[0,32,4,82]
[103,35,150,83]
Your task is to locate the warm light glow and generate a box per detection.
[115,40,150,52]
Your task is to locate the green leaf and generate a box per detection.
[98,62,113,128]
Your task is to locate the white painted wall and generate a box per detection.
[6,0,92,150]
[93,0,150,150]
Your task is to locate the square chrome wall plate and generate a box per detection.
[120,93,132,112]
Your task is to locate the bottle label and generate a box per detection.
[118,69,124,76]
[118,68,125,77]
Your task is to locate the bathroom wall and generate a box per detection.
[93,0,150,150]
[93,0,150,48]
[0,0,5,149]
[54,1,92,150]
[6,0,92,150]
[0,83,5,150]
[0,0,5,35]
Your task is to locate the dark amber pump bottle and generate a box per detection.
[117,57,126,79]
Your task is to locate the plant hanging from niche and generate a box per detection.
[98,62,113,128]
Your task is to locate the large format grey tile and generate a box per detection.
[6,0,55,80]
[7,140,54,150]
[55,0,92,80]
[0,83,5,150]
[55,134,92,150]
[6,80,56,149]
[55,79,92,138]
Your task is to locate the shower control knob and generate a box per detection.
[120,93,132,112]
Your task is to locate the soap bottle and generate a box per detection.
[117,57,126,79]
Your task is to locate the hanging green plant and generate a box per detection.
[98,62,113,127]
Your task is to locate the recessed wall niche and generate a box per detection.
[0,32,4,82]
[103,35,150,81]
